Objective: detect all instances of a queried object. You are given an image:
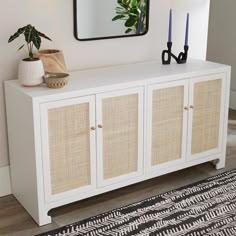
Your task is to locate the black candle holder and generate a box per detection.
[162,42,189,65]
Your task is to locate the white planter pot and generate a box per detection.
[18,58,44,87]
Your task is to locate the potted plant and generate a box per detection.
[112,0,147,34]
[8,24,52,87]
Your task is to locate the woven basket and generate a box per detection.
[35,49,67,74]
[44,73,69,89]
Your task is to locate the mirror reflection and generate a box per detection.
[74,0,149,41]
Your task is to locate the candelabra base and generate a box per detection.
[162,42,189,65]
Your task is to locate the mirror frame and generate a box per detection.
[73,0,150,41]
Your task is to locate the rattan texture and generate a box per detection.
[44,77,68,89]
[102,94,139,179]
[191,79,222,154]
[152,86,184,166]
[48,103,91,195]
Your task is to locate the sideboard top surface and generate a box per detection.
[5,59,230,100]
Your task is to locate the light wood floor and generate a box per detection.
[1,109,236,236]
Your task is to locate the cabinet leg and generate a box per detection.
[214,158,226,170]
[37,211,52,226]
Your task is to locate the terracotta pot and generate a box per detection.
[36,49,67,74]
[18,58,44,87]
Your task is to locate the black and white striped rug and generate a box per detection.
[38,169,236,236]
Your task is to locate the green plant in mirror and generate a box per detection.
[8,24,52,59]
[112,0,147,34]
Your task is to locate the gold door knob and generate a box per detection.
[190,105,195,109]
[91,127,96,131]
[98,124,103,129]
[184,106,189,110]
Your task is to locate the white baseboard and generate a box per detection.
[230,90,236,110]
[0,166,12,197]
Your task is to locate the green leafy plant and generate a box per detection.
[112,0,147,34]
[8,24,52,59]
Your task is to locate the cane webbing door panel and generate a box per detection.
[102,95,138,179]
[40,96,96,202]
[96,88,144,187]
[188,74,226,159]
[146,80,189,172]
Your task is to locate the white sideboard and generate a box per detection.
[5,60,231,226]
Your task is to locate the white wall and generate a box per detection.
[207,0,236,109]
[0,0,210,188]
[170,0,210,61]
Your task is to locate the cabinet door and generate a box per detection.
[187,73,226,160]
[96,88,144,187]
[146,80,189,172]
[40,96,96,202]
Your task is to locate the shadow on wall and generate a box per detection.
[207,0,236,110]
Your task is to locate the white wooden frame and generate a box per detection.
[96,87,144,187]
[4,60,231,226]
[40,96,97,203]
[187,73,227,161]
[146,80,189,173]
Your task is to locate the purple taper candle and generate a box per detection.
[185,13,189,46]
[168,9,172,42]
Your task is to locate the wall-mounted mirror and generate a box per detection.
[74,0,150,41]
